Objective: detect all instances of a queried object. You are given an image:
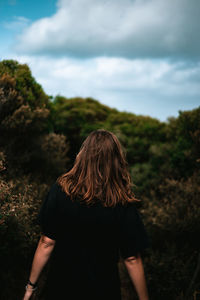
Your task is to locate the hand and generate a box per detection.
[22,285,35,300]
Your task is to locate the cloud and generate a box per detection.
[12,55,200,114]
[15,0,200,59]
[3,16,30,31]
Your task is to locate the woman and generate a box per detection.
[23,129,149,300]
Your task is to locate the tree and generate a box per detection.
[51,96,114,163]
[0,60,69,180]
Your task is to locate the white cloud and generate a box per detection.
[3,16,30,31]
[0,51,193,120]
[12,54,200,104]
[15,0,200,59]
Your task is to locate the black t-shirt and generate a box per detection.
[37,182,149,300]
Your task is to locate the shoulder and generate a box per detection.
[114,201,138,220]
[48,181,63,195]
[117,201,138,213]
[45,181,65,205]
[49,181,72,206]
[118,201,143,224]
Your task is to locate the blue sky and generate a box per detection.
[0,0,55,20]
[0,0,200,122]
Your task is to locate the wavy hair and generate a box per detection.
[57,129,139,207]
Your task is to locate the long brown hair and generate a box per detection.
[57,129,139,207]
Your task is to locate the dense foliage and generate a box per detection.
[0,60,200,299]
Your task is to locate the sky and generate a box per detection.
[0,0,200,122]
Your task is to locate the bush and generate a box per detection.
[0,176,48,300]
[140,173,200,299]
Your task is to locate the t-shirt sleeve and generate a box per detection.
[118,203,150,259]
[37,183,59,240]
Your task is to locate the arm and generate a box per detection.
[123,253,149,300]
[23,235,56,300]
